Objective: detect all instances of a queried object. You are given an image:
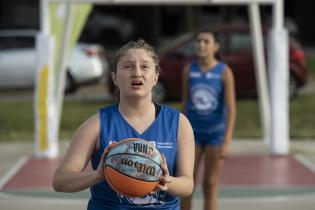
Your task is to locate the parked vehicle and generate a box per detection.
[152,25,308,102]
[80,12,135,49]
[0,30,108,93]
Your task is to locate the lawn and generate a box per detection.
[0,91,314,142]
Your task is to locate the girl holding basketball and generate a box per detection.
[53,39,195,209]
[180,29,236,210]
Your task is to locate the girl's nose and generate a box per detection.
[131,65,142,77]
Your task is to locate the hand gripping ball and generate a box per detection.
[104,138,163,197]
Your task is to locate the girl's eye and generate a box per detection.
[123,65,131,69]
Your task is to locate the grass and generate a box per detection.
[0,92,314,142]
[307,55,315,75]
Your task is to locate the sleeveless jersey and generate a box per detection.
[186,61,226,137]
[88,104,180,210]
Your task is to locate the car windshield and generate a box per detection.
[229,33,252,51]
[0,31,36,50]
[158,33,193,55]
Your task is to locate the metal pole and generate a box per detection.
[248,2,271,148]
[273,0,283,30]
[56,3,73,134]
[40,0,50,34]
[268,0,289,154]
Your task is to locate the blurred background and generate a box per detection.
[1,0,315,46]
[0,0,314,141]
[1,2,315,210]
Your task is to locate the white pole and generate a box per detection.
[40,0,49,34]
[273,0,283,29]
[268,0,289,155]
[248,3,271,148]
[56,3,73,137]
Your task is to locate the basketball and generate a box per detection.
[104,138,163,197]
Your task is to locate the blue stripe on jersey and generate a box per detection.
[187,61,227,136]
[88,104,180,210]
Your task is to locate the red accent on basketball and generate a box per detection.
[104,138,163,197]
[105,167,158,197]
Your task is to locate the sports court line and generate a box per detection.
[0,156,28,190]
[0,192,87,204]
[2,189,315,205]
[193,186,315,202]
[295,154,315,173]
[218,193,315,203]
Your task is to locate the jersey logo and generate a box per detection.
[206,72,220,79]
[118,191,166,206]
[190,72,201,78]
[191,84,218,115]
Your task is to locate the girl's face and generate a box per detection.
[111,48,159,99]
[195,32,219,59]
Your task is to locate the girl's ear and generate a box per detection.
[111,72,117,86]
[154,73,159,86]
[215,42,220,52]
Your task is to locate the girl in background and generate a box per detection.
[181,29,236,210]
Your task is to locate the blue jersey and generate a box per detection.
[186,62,226,144]
[88,104,180,210]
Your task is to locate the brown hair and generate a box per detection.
[112,39,161,73]
[194,28,221,60]
[194,28,219,43]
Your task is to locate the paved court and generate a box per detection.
[1,140,315,210]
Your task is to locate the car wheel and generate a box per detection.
[289,74,299,100]
[65,72,77,93]
[152,81,166,103]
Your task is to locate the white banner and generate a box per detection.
[34,33,58,158]
[34,2,92,158]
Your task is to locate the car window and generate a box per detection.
[176,35,227,57]
[229,33,252,51]
[175,40,195,57]
[0,36,35,50]
[0,37,15,50]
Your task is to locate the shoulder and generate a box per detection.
[70,113,100,149]
[82,113,100,130]
[178,113,194,140]
[178,112,191,126]
[220,63,234,80]
[221,64,235,93]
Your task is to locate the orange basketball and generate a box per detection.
[104,138,163,197]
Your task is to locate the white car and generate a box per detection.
[0,30,108,93]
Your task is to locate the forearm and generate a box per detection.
[167,175,194,198]
[224,107,236,143]
[53,169,103,192]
